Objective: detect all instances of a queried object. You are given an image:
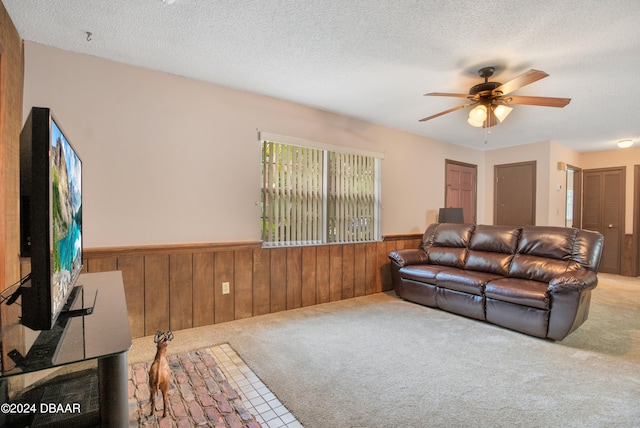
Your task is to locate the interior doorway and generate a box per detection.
[445,160,477,223]
[494,161,536,226]
[565,165,582,228]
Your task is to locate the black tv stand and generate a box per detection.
[0,271,131,427]
[60,285,98,317]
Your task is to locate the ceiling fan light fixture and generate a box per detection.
[468,105,487,127]
[617,139,633,148]
[493,105,513,122]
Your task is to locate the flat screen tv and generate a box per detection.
[20,107,83,330]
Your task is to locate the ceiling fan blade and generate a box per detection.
[419,103,477,122]
[424,92,470,98]
[492,69,549,96]
[500,95,571,108]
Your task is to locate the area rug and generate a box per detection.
[129,344,267,428]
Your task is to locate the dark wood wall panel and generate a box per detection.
[353,244,366,298]
[144,255,170,334]
[214,251,234,324]
[192,252,214,328]
[83,236,421,339]
[117,256,145,338]
[169,253,193,331]
[286,247,302,310]
[342,245,355,299]
[252,249,270,316]
[301,246,317,307]
[269,248,287,313]
[86,257,117,273]
[316,246,330,304]
[329,245,343,302]
[234,249,254,320]
[365,243,377,295]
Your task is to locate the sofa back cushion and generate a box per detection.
[426,223,474,268]
[573,229,605,271]
[465,225,521,276]
[509,226,576,282]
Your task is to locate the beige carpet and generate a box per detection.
[130,273,640,427]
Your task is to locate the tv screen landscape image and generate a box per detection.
[20,107,83,330]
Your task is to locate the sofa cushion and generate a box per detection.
[465,251,514,277]
[507,226,576,282]
[516,226,577,259]
[399,265,451,284]
[463,225,521,276]
[573,229,605,270]
[468,225,521,253]
[435,269,503,296]
[485,278,550,310]
[427,223,474,268]
[509,254,571,283]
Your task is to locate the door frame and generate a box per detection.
[566,164,582,229]
[633,164,640,276]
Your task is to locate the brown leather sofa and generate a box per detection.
[389,223,604,340]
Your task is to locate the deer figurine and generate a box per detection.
[149,330,174,418]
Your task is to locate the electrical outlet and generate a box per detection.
[222,282,230,295]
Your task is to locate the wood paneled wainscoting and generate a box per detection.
[83,235,422,339]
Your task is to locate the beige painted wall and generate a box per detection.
[22,42,486,248]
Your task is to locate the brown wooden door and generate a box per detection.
[494,161,536,226]
[445,160,477,223]
[582,167,625,274]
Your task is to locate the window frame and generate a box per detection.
[259,132,383,247]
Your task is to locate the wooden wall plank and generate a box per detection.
[269,248,287,313]
[144,254,170,335]
[117,256,145,338]
[365,242,377,295]
[376,242,388,292]
[353,243,366,297]
[214,251,234,324]
[342,244,355,299]
[316,246,330,303]
[252,248,270,316]
[286,247,302,310]
[87,257,117,273]
[169,253,194,331]
[193,252,214,327]
[301,246,317,307]
[329,245,343,301]
[234,248,253,319]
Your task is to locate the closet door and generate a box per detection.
[582,167,625,274]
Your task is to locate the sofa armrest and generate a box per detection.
[548,270,598,293]
[389,249,428,267]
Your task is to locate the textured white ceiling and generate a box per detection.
[4,0,640,151]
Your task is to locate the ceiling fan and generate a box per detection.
[419,67,571,128]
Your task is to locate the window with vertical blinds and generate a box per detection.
[260,134,382,247]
